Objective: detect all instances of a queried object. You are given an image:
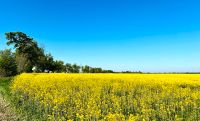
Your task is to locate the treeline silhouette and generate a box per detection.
[1,32,141,77]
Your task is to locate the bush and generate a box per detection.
[0,49,17,77]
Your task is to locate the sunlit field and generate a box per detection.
[11,73,200,120]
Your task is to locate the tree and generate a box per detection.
[0,49,17,77]
[53,60,65,72]
[4,32,116,74]
[36,53,55,72]
[72,64,80,73]
[89,67,103,73]
[96,68,103,73]
[44,53,55,72]
[15,52,29,73]
[5,32,45,72]
[82,65,91,73]
[65,63,73,73]
[102,70,114,73]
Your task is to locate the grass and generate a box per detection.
[0,77,12,99]
[0,77,18,120]
[0,77,26,121]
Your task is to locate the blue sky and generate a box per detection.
[1,0,200,72]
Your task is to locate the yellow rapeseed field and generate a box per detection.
[11,73,200,120]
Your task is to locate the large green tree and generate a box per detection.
[0,49,17,77]
[5,32,44,72]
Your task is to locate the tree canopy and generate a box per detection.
[0,31,126,77]
[5,32,44,72]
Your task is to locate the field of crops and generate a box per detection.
[11,73,200,120]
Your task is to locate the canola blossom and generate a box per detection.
[11,73,200,120]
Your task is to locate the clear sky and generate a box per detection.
[0,0,200,72]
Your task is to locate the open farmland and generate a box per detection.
[11,73,200,120]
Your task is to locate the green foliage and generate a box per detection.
[0,49,17,77]
[4,32,115,74]
[65,63,73,73]
[53,60,66,72]
[82,65,113,73]
[72,64,81,73]
[82,65,91,73]
[5,32,44,73]
[35,53,54,72]
[0,77,12,99]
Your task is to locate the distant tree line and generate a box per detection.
[0,32,117,77]
[120,71,142,73]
